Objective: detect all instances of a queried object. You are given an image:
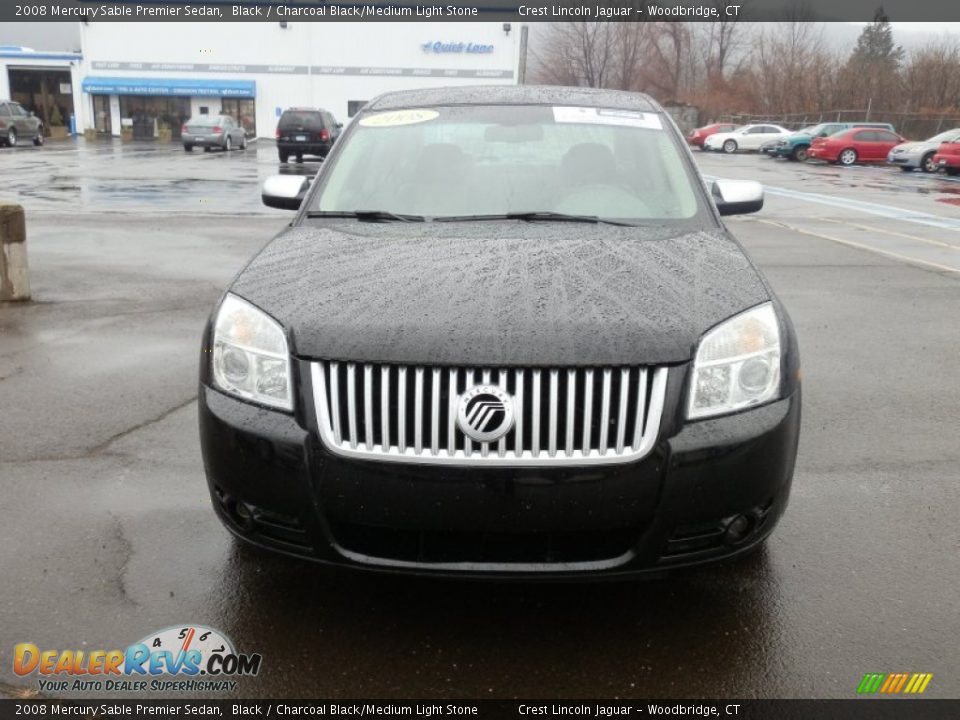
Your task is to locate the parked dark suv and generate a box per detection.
[0,100,44,147]
[201,86,800,579]
[276,108,341,163]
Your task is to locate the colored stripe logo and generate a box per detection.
[857,673,933,694]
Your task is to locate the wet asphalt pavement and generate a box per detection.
[0,139,958,699]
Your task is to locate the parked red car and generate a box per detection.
[687,123,737,148]
[933,139,960,176]
[808,128,905,166]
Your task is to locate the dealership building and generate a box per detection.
[0,23,526,141]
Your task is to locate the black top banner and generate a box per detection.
[1,700,960,720]
[8,0,960,23]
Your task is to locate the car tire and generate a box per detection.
[295,153,303,163]
[240,136,247,150]
[203,146,211,153]
[184,144,193,152]
[723,139,737,154]
[791,146,809,162]
[7,128,16,147]
[921,153,938,173]
[225,136,232,152]
[899,165,913,172]
[838,148,858,166]
[278,150,287,163]
[33,131,43,147]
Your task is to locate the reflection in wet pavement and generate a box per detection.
[0,138,321,215]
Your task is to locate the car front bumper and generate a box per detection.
[198,368,801,579]
[887,153,920,167]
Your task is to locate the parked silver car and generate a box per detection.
[887,128,960,173]
[0,100,44,147]
[182,114,247,153]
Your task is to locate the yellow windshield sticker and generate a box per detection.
[359,109,439,128]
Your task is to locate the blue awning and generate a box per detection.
[82,76,255,98]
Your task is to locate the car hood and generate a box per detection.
[891,141,929,153]
[229,222,771,366]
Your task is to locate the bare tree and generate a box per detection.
[534,22,616,88]
[645,22,691,100]
[608,23,653,91]
[752,20,829,114]
[899,40,960,113]
[702,0,751,84]
[530,13,957,126]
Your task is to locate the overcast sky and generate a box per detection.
[1,23,79,51]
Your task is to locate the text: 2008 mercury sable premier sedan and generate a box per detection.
[199,86,800,578]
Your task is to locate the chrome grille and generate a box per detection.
[311,362,667,466]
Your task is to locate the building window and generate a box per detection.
[220,98,256,136]
[8,67,75,134]
[118,96,190,139]
[348,100,368,118]
[93,95,111,134]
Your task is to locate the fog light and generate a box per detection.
[723,514,752,545]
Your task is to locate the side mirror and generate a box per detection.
[335,122,343,129]
[712,179,764,217]
[262,175,309,210]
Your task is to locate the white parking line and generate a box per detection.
[820,218,960,252]
[752,218,960,274]
[703,173,960,231]
[762,185,960,231]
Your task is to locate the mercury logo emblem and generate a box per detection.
[457,385,515,443]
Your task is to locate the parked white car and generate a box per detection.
[704,124,793,154]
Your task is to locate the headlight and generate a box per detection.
[687,302,781,420]
[212,294,292,411]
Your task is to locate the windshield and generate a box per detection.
[796,125,818,134]
[311,104,704,223]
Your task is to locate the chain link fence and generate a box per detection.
[716,110,960,139]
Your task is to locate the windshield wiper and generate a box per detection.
[435,211,637,227]
[305,210,425,222]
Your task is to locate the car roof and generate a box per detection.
[283,108,328,113]
[365,85,662,113]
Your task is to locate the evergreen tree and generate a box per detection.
[844,8,903,109]
[849,9,904,71]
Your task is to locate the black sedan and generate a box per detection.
[199,86,801,579]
